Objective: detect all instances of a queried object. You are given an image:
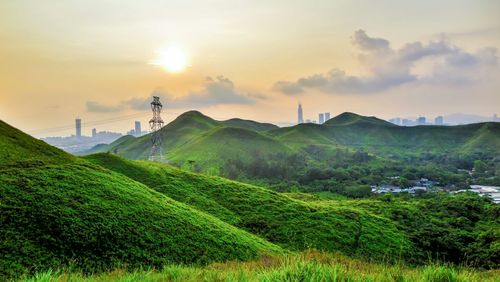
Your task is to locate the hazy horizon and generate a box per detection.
[1,0,499,137]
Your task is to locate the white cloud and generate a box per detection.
[273,30,498,95]
[86,76,255,113]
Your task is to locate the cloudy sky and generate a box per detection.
[1,0,499,136]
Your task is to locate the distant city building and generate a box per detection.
[417,116,426,125]
[434,116,444,125]
[42,129,122,154]
[389,118,401,125]
[402,119,413,126]
[127,129,136,136]
[494,114,498,122]
[135,121,142,136]
[324,112,331,122]
[305,119,311,123]
[298,103,304,124]
[319,113,324,124]
[75,118,82,138]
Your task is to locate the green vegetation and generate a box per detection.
[0,120,74,167]
[18,251,500,282]
[0,121,280,280]
[294,193,500,269]
[84,153,412,262]
[1,117,499,280]
[84,111,500,193]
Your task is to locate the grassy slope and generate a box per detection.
[84,153,413,262]
[0,120,75,167]
[168,126,292,173]
[222,118,279,132]
[0,120,281,280]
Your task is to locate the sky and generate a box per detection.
[0,0,499,137]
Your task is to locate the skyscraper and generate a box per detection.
[75,118,81,138]
[134,121,142,136]
[324,112,331,122]
[434,116,444,125]
[92,128,97,138]
[417,116,426,125]
[297,103,304,124]
[319,113,324,124]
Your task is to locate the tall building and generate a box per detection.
[417,116,426,125]
[319,113,325,124]
[434,116,444,125]
[297,103,304,124]
[324,112,331,122]
[134,121,142,136]
[494,114,498,122]
[92,128,97,138]
[75,118,82,138]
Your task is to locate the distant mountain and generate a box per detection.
[325,112,395,127]
[222,118,279,132]
[85,111,500,172]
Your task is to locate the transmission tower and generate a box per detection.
[149,96,164,161]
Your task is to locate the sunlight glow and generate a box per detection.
[152,46,188,73]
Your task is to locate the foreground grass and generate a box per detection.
[20,251,499,282]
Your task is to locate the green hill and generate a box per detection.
[84,153,413,261]
[0,120,281,280]
[85,111,280,161]
[324,112,395,127]
[0,120,75,167]
[169,126,292,174]
[222,118,279,132]
[87,111,500,168]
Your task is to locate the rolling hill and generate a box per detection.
[0,120,75,167]
[1,118,498,280]
[86,111,500,169]
[84,153,413,261]
[0,120,282,280]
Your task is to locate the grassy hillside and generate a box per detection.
[169,126,292,174]
[324,112,395,127]
[222,118,279,132]
[0,120,75,167]
[84,153,413,262]
[0,120,281,280]
[19,251,500,282]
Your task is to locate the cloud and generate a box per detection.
[86,76,255,113]
[182,75,254,107]
[86,101,123,113]
[273,29,498,95]
[272,81,304,95]
[352,29,390,52]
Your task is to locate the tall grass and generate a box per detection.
[18,251,499,282]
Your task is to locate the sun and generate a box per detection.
[152,46,188,73]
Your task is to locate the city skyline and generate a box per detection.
[1,1,499,136]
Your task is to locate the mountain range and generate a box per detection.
[85,111,500,175]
